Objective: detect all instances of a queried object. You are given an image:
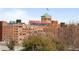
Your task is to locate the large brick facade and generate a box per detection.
[0,21,8,41]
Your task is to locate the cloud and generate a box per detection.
[0,9,30,24]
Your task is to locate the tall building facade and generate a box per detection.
[0,20,28,45]
[0,21,8,41]
[7,20,28,45]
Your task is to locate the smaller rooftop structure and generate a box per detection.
[9,21,16,24]
[9,19,22,24]
[16,19,21,23]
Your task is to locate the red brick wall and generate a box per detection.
[0,22,2,41]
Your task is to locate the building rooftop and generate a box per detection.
[29,20,49,24]
[41,13,51,18]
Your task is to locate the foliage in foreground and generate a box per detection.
[7,40,15,50]
[22,35,66,51]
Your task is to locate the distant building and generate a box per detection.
[29,13,60,34]
[41,13,51,23]
[29,20,49,33]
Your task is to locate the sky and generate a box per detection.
[0,8,79,24]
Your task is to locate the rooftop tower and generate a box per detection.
[41,8,51,23]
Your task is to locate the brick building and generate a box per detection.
[0,20,28,45]
[7,20,28,45]
[0,21,8,41]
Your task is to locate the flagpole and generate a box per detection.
[46,8,49,13]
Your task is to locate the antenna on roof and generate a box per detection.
[46,8,49,11]
[46,8,49,13]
